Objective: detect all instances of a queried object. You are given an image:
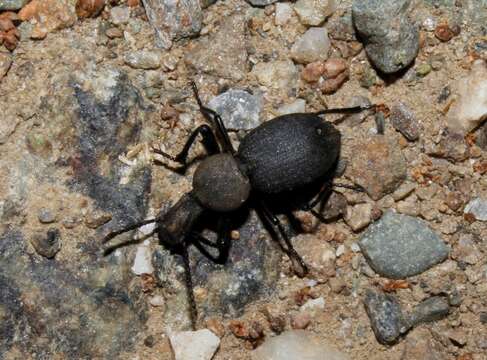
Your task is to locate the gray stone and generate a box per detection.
[252,60,298,89]
[275,3,294,25]
[293,0,336,26]
[352,0,419,74]
[407,296,450,327]
[359,211,449,278]
[0,52,12,81]
[0,0,28,10]
[142,0,202,49]
[364,290,409,344]
[464,198,487,221]
[124,51,162,69]
[208,90,262,130]
[251,330,350,360]
[390,102,420,141]
[246,0,278,6]
[30,228,62,258]
[169,329,220,360]
[290,27,331,64]
[185,14,247,81]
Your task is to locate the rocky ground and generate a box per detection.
[1,0,487,359]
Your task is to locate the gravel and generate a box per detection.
[359,211,449,278]
[352,0,419,73]
[208,89,263,130]
[290,27,331,64]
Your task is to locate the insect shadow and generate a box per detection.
[102,81,373,329]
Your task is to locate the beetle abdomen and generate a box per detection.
[237,113,341,194]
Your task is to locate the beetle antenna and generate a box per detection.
[102,218,157,244]
[315,104,375,116]
[332,182,366,193]
[181,243,198,330]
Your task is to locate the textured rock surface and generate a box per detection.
[0,0,29,10]
[352,0,419,73]
[252,330,350,360]
[359,211,449,278]
[142,0,202,49]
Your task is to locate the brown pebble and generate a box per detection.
[321,71,349,94]
[0,18,14,32]
[105,27,123,38]
[229,320,249,339]
[206,318,225,338]
[18,1,39,21]
[261,305,286,334]
[30,228,62,259]
[435,23,455,42]
[323,58,347,79]
[302,61,325,83]
[76,0,105,19]
[127,0,140,7]
[291,312,311,329]
[445,191,465,212]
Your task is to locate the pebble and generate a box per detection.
[344,203,372,232]
[447,60,487,134]
[207,89,262,130]
[352,0,419,73]
[169,329,220,360]
[262,305,286,334]
[407,296,450,327]
[38,207,57,223]
[0,52,12,81]
[291,312,311,329]
[348,136,407,200]
[76,0,105,19]
[252,60,298,89]
[464,198,487,221]
[185,15,247,81]
[302,61,325,83]
[84,209,112,229]
[124,50,162,69]
[142,0,202,49]
[293,0,336,26]
[149,295,165,307]
[131,244,154,275]
[0,0,29,10]
[275,2,293,26]
[363,289,408,344]
[301,297,325,311]
[290,27,330,64]
[30,228,62,259]
[359,211,449,278]
[390,102,420,141]
[246,0,278,6]
[110,6,130,25]
[276,99,306,115]
[321,191,347,220]
[251,330,350,360]
[416,63,432,77]
[392,182,416,201]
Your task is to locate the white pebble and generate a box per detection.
[131,245,154,275]
[300,297,325,311]
[169,329,220,360]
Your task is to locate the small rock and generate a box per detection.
[293,0,336,26]
[246,0,278,6]
[321,191,347,220]
[275,2,293,25]
[262,305,286,334]
[352,0,419,73]
[348,136,407,200]
[85,209,112,229]
[169,329,220,360]
[149,295,165,307]
[446,329,468,347]
[18,0,77,39]
[426,129,469,162]
[359,211,449,278]
[252,60,298,89]
[205,318,225,338]
[290,27,330,64]
[452,233,481,265]
[131,244,154,275]
[329,277,346,293]
[110,6,130,25]
[390,102,420,141]
[142,0,202,49]
[364,289,408,344]
[407,296,450,327]
[0,52,12,81]
[207,90,262,130]
[416,63,432,77]
[464,198,487,221]
[277,99,306,115]
[447,60,487,134]
[0,0,29,10]
[124,51,161,69]
[302,61,326,83]
[301,297,325,311]
[76,0,105,19]
[251,330,350,360]
[401,328,447,360]
[323,58,347,78]
[392,182,416,201]
[38,207,57,224]
[30,228,62,259]
[105,27,123,38]
[291,312,311,329]
[434,22,459,42]
[185,15,247,81]
[344,203,372,232]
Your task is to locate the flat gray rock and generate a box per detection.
[359,211,449,278]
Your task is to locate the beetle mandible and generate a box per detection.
[103,82,373,328]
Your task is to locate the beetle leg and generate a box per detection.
[180,242,198,330]
[102,218,157,243]
[190,81,236,155]
[153,124,220,170]
[314,104,375,116]
[190,217,231,264]
[257,202,309,277]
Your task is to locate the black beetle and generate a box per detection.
[103,82,373,328]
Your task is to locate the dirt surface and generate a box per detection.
[1,0,487,359]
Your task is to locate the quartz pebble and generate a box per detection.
[251,330,350,360]
[169,329,220,360]
[290,27,330,64]
[293,0,336,26]
[447,60,487,134]
[131,244,154,275]
[208,90,262,130]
